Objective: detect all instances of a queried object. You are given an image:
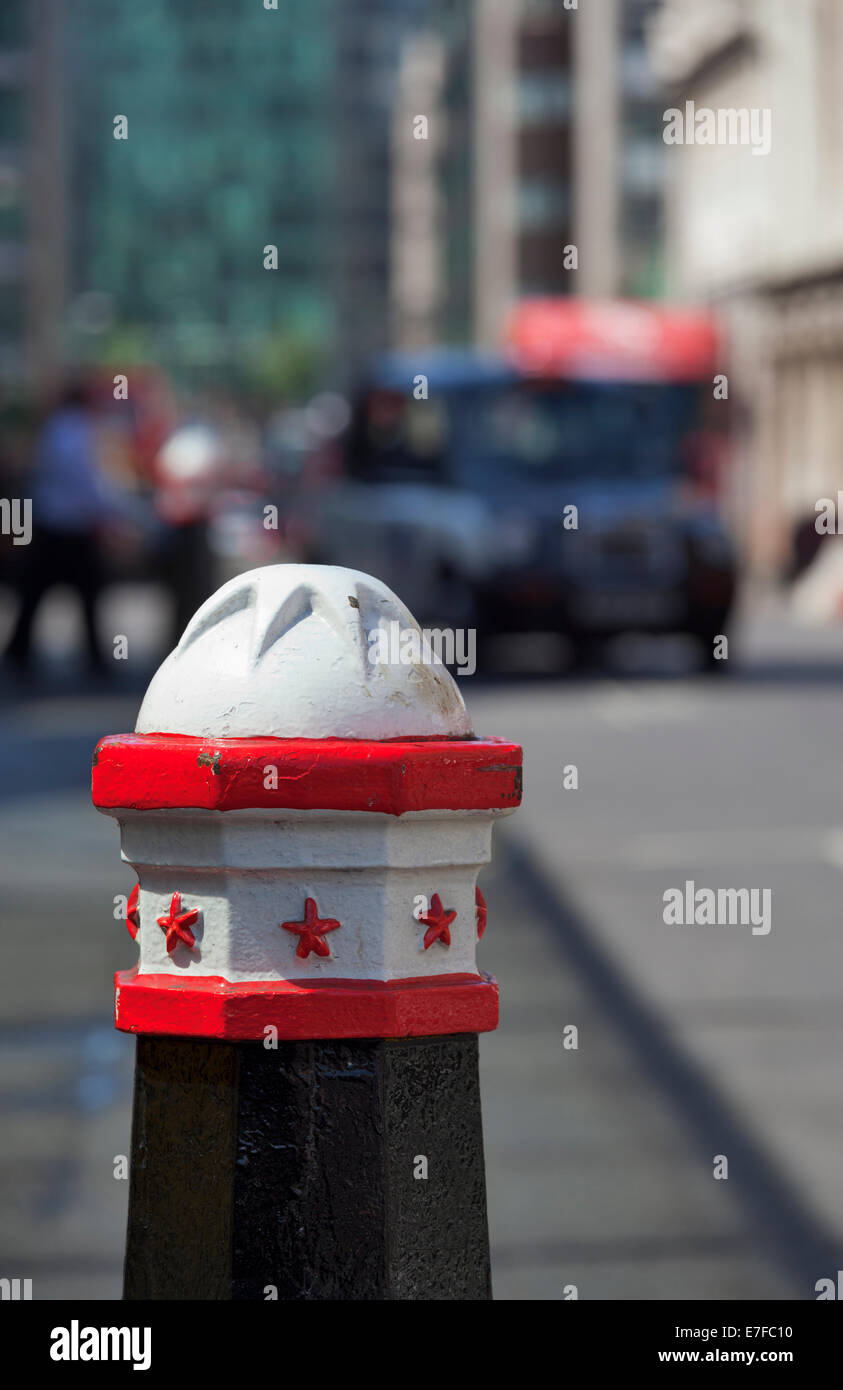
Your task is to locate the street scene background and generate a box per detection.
[2,0,843,1300]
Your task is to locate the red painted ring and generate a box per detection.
[114,967,499,1040]
[93,734,522,815]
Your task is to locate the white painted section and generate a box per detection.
[103,806,513,983]
[136,563,473,740]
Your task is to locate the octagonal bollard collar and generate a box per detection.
[92,564,522,1041]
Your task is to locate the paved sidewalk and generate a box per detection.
[470,606,843,1297]
[480,840,794,1300]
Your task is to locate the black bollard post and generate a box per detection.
[124,1034,491,1300]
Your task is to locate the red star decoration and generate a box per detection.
[419,892,456,950]
[126,883,140,940]
[157,892,199,954]
[280,897,341,959]
[475,885,487,940]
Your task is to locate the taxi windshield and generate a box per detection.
[450,379,705,483]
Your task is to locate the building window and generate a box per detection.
[0,165,22,238]
[0,0,27,49]
[0,89,25,145]
[0,282,23,336]
[518,179,570,228]
[518,72,571,124]
[621,138,664,197]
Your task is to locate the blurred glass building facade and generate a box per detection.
[68,0,335,388]
[1,0,434,397]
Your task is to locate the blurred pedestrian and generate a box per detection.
[5,377,134,674]
[152,421,223,648]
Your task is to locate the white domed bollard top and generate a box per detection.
[135,564,474,741]
[93,564,522,1039]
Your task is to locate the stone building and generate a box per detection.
[651,0,843,573]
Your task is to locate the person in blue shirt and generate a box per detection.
[6,377,131,673]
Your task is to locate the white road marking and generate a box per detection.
[555,826,843,870]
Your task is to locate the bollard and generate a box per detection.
[92,565,522,1300]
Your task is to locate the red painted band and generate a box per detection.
[93,734,522,815]
[114,967,499,1040]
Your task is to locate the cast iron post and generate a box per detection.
[92,564,521,1300]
